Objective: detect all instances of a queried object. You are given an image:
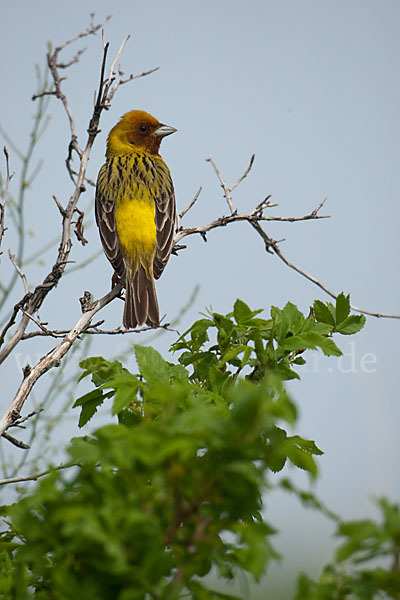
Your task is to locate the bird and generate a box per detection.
[95,110,176,329]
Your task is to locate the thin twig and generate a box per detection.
[20,321,176,340]
[0,147,15,251]
[271,241,400,319]
[0,462,76,486]
[56,48,86,68]
[125,66,160,82]
[20,309,59,338]
[173,200,328,246]
[230,153,255,192]
[107,66,161,105]
[102,36,157,109]
[2,432,29,450]
[206,155,235,215]
[8,251,29,294]
[10,408,44,428]
[177,186,202,230]
[54,14,111,54]
[107,35,130,83]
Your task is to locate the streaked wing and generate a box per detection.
[153,172,176,280]
[95,160,125,279]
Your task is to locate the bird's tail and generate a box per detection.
[124,264,160,329]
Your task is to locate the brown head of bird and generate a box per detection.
[106,110,177,157]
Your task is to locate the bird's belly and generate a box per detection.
[115,193,156,261]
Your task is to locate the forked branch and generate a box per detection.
[175,155,400,320]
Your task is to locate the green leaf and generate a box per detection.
[240,345,253,368]
[290,436,324,456]
[135,345,170,383]
[168,362,189,382]
[266,427,288,472]
[337,314,366,335]
[335,293,351,325]
[286,446,318,476]
[112,383,139,415]
[78,356,124,387]
[313,300,336,326]
[286,436,323,477]
[73,389,112,428]
[218,344,250,367]
[172,318,213,353]
[270,305,281,321]
[293,356,306,365]
[282,332,342,356]
[282,302,305,335]
[233,298,253,323]
[274,305,290,342]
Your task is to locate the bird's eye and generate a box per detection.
[139,125,148,133]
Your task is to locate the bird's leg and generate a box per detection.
[112,271,125,287]
[112,272,126,301]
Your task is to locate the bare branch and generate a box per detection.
[205,154,256,216]
[173,199,328,246]
[0,295,30,348]
[52,194,65,216]
[53,14,111,54]
[2,432,29,450]
[0,283,174,440]
[0,284,121,438]
[73,207,88,245]
[40,51,79,148]
[125,66,161,82]
[20,309,59,338]
[20,321,175,340]
[311,197,327,216]
[8,251,29,294]
[107,35,130,82]
[230,153,255,192]
[32,16,111,180]
[10,408,43,428]
[20,330,70,340]
[176,156,400,320]
[0,462,75,486]
[270,240,400,319]
[206,155,235,215]
[88,324,177,335]
[106,65,161,105]
[177,187,202,231]
[100,36,159,109]
[0,147,15,251]
[56,48,86,68]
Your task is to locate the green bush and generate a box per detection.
[5,295,397,600]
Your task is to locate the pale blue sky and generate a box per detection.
[1,1,399,596]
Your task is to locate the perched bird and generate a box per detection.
[95,110,176,329]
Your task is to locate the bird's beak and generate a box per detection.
[154,124,177,137]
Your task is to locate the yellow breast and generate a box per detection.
[115,184,156,263]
